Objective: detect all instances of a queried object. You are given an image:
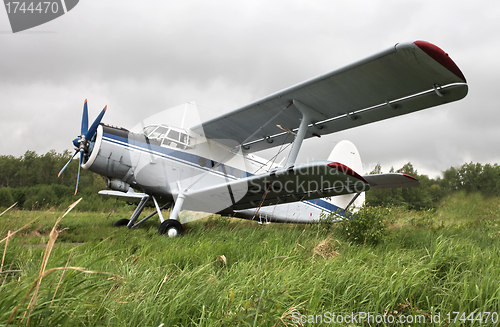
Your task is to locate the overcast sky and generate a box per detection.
[1,0,499,178]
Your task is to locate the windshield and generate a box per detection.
[148,126,169,139]
[143,124,194,149]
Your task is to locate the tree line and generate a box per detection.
[0,150,113,211]
[1,150,499,211]
[366,162,500,210]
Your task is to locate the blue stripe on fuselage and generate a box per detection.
[103,132,241,179]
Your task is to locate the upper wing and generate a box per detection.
[192,41,467,152]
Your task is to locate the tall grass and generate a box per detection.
[0,192,499,326]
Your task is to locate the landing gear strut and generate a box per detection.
[112,194,183,237]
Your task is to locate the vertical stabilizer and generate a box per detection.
[326,140,365,212]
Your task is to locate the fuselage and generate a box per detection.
[81,123,343,223]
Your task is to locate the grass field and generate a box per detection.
[1,192,500,326]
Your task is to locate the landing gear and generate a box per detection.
[158,219,184,237]
[113,218,130,227]
[112,194,185,237]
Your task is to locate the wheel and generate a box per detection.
[158,219,184,237]
[113,218,130,227]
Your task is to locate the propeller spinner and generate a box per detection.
[58,100,107,195]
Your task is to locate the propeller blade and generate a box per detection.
[58,150,79,177]
[75,150,83,195]
[86,105,107,140]
[81,99,89,136]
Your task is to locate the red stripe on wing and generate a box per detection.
[414,40,467,82]
[403,174,419,182]
[328,162,368,183]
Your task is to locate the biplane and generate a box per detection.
[58,40,468,237]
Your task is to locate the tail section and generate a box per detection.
[325,140,365,213]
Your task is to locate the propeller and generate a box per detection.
[58,99,107,195]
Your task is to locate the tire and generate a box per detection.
[158,219,184,237]
[113,218,130,227]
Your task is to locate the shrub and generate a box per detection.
[407,209,439,229]
[336,206,393,246]
[10,187,27,208]
[0,187,14,208]
[22,185,58,209]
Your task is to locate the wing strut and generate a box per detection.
[284,99,327,170]
[344,192,362,212]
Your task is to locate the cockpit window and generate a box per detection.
[149,126,169,139]
[167,129,180,142]
[143,124,194,149]
[143,125,157,137]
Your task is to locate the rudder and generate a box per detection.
[325,140,365,213]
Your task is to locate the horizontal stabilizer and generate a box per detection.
[363,173,419,189]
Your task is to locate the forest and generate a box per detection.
[0,150,111,211]
[1,149,500,211]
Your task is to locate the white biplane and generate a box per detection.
[59,41,468,237]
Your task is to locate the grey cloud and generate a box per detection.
[0,0,499,180]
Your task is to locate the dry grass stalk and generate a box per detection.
[1,230,12,273]
[1,230,13,287]
[0,209,52,245]
[217,255,227,266]
[0,202,18,217]
[0,270,22,274]
[51,250,73,305]
[24,198,82,324]
[313,237,341,259]
[154,272,170,300]
[274,299,309,327]
[7,266,121,326]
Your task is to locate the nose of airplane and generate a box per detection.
[57,99,107,194]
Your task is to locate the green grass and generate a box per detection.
[1,192,500,326]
